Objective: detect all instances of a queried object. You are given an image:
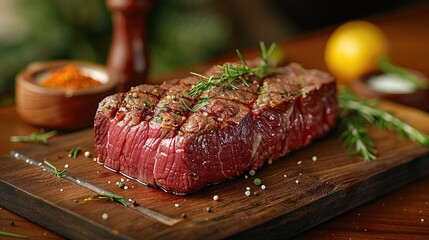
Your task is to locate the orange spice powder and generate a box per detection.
[40,65,101,89]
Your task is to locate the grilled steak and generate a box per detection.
[94,62,337,194]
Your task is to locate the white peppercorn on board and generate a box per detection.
[0,101,428,240]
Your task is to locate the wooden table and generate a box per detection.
[1,4,429,239]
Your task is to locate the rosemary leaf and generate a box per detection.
[259,41,277,66]
[141,100,150,107]
[68,146,81,159]
[181,98,209,112]
[379,57,428,89]
[10,130,57,144]
[0,231,28,239]
[190,71,209,80]
[154,115,163,123]
[84,193,127,207]
[43,160,67,177]
[339,117,377,161]
[259,41,268,63]
[235,49,249,69]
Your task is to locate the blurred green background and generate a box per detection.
[0,0,423,105]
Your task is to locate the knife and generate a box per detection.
[10,150,183,226]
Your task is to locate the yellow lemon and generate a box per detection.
[325,21,388,84]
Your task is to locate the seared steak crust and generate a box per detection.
[94,62,337,194]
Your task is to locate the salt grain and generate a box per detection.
[121,178,125,182]
[84,151,91,158]
[175,203,180,207]
[297,161,302,165]
[60,189,64,192]
[421,219,425,222]
[213,195,219,201]
[295,180,299,184]
[261,185,266,190]
[64,164,69,168]
[245,191,251,197]
[246,187,250,191]
[312,156,317,161]
[102,213,109,220]
[124,186,129,190]
[283,174,287,178]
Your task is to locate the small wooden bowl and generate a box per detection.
[351,72,429,112]
[16,61,119,130]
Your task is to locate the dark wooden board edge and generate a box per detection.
[0,177,133,240]
[231,154,429,239]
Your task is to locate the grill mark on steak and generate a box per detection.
[115,77,204,185]
[94,61,337,194]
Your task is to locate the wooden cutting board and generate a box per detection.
[1,102,428,240]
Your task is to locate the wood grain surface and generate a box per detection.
[1,101,428,239]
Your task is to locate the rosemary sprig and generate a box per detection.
[181,97,209,112]
[259,41,277,66]
[339,117,377,161]
[84,193,127,207]
[187,41,279,98]
[10,130,56,144]
[68,146,81,158]
[0,231,28,239]
[43,160,67,177]
[339,87,429,160]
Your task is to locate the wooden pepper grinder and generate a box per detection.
[106,0,151,91]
